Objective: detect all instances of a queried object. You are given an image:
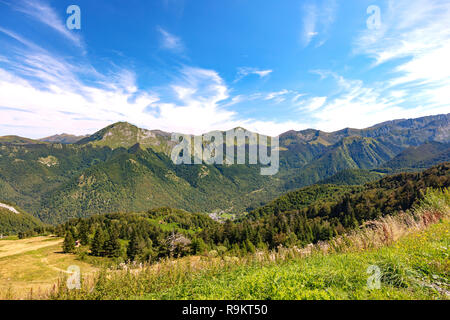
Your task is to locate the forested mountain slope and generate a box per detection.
[54,164,450,264]
[0,201,44,235]
[0,114,448,224]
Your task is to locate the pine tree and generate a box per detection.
[127,231,144,261]
[191,237,206,255]
[104,230,122,258]
[245,239,256,253]
[79,222,90,246]
[90,228,105,256]
[63,231,75,253]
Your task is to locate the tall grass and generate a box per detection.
[28,188,450,300]
[327,188,449,254]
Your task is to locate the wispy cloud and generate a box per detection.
[292,93,307,103]
[300,71,448,131]
[157,27,184,52]
[234,67,273,82]
[292,0,450,132]
[162,0,185,17]
[353,0,450,119]
[298,96,327,112]
[0,28,308,137]
[301,0,337,47]
[302,3,318,47]
[11,0,83,48]
[264,89,290,104]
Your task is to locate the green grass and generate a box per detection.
[0,237,97,299]
[0,235,18,241]
[140,221,449,300]
[47,189,450,300]
[51,218,449,300]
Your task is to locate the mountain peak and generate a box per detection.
[39,133,88,144]
[76,122,175,154]
[106,121,138,130]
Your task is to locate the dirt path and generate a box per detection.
[40,257,70,274]
[0,237,63,259]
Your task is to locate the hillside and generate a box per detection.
[205,163,449,250]
[142,219,450,300]
[244,184,361,220]
[0,202,44,235]
[383,141,450,171]
[0,139,278,223]
[0,136,43,145]
[36,145,274,224]
[281,136,399,189]
[318,169,384,185]
[1,166,448,299]
[0,143,121,216]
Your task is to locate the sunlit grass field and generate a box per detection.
[1,189,448,300]
[0,236,97,299]
[139,220,449,300]
[50,189,449,300]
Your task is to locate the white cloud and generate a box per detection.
[292,93,307,103]
[11,0,83,48]
[304,0,450,132]
[354,0,450,112]
[299,96,327,112]
[302,3,318,46]
[304,73,449,131]
[157,27,184,52]
[0,30,309,138]
[235,67,273,82]
[264,90,289,103]
[301,0,337,47]
[253,70,273,78]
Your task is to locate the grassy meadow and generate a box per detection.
[46,189,449,300]
[0,236,97,299]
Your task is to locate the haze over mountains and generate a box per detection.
[0,113,448,224]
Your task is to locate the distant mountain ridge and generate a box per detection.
[280,113,449,146]
[0,136,43,145]
[40,134,88,144]
[30,113,450,152]
[0,113,448,224]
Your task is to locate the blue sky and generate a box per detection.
[0,0,449,138]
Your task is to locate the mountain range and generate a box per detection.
[0,113,448,224]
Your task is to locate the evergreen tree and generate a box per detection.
[63,231,75,253]
[190,237,206,255]
[245,239,256,253]
[127,231,144,261]
[79,222,90,246]
[90,228,105,256]
[103,230,122,258]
